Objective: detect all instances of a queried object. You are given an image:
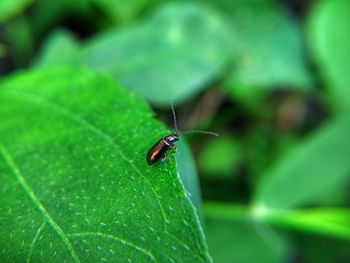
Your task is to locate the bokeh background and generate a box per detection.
[1,0,350,262]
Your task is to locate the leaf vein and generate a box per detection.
[27,221,46,263]
[5,89,169,231]
[67,232,156,262]
[0,143,81,263]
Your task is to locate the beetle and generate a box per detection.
[146,103,218,165]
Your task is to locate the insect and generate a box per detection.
[146,103,218,165]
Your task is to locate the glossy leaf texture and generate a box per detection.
[0,67,211,262]
[254,115,350,209]
[33,2,234,106]
[308,0,350,110]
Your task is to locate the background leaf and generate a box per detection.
[198,135,240,178]
[89,0,159,24]
[262,208,350,241]
[32,28,80,68]
[0,0,34,23]
[176,139,203,220]
[308,0,350,111]
[0,67,211,262]
[33,2,234,106]
[4,16,35,68]
[209,0,312,91]
[30,0,93,37]
[204,203,289,263]
[254,115,350,209]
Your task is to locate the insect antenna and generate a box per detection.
[179,130,219,137]
[170,101,178,135]
[170,102,218,137]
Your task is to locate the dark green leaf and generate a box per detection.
[298,234,350,263]
[31,0,93,37]
[0,67,211,262]
[4,17,35,67]
[89,0,158,24]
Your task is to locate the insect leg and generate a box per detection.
[161,155,166,162]
[158,155,167,166]
[173,144,181,153]
[168,147,173,163]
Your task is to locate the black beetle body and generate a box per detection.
[146,134,179,165]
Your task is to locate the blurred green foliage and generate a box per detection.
[199,135,240,178]
[0,0,34,23]
[1,0,350,262]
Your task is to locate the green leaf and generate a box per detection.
[204,203,350,261]
[213,0,312,96]
[4,16,35,67]
[297,234,350,263]
[307,0,350,110]
[89,0,158,24]
[0,0,34,23]
[198,135,240,178]
[0,67,211,262]
[204,203,289,263]
[254,115,350,209]
[0,43,6,58]
[34,2,234,106]
[261,208,350,242]
[32,28,80,68]
[176,139,203,219]
[30,0,93,37]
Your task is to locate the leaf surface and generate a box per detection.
[263,208,350,241]
[32,28,80,68]
[89,0,158,24]
[176,139,203,220]
[0,67,211,262]
[198,135,239,178]
[204,203,289,263]
[254,116,350,209]
[214,0,311,91]
[33,2,234,106]
[0,0,34,23]
[308,0,350,110]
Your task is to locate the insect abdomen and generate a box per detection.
[146,139,170,165]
